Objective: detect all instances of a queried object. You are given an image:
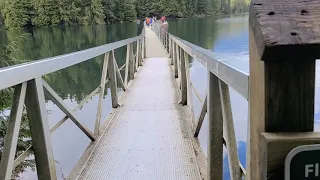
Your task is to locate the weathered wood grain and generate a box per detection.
[207,71,223,180]
[250,0,320,61]
[25,78,57,180]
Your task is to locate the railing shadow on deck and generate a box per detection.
[152,23,248,180]
[0,29,146,180]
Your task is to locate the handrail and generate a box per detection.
[154,24,248,99]
[0,36,143,91]
[171,35,249,99]
[152,23,246,180]
[0,28,146,180]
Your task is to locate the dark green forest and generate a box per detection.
[0,0,250,28]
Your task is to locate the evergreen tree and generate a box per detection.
[221,0,230,13]
[123,0,137,21]
[91,0,105,24]
[0,2,4,26]
[0,0,250,28]
[103,0,117,23]
[211,0,222,13]
[3,0,33,28]
[178,0,187,17]
[115,0,125,22]
[59,0,82,24]
[197,0,207,14]
[33,0,60,26]
[160,0,182,17]
[185,0,195,16]
[136,0,147,18]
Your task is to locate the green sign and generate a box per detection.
[285,145,320,180]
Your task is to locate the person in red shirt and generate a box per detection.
[146,18,150,27]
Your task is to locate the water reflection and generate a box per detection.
[169,14,249,180]
[0,23,141,179]
[2,13,320,179]
[169,13,320,180]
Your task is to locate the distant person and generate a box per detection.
[161,16,165,23]
[146,18,150,27]
[150,17,153,26]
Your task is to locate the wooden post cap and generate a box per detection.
[250,0,320,62]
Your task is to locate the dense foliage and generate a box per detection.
[0,0,249,28]
[0,33,35,179]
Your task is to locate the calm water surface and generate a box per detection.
[0,23,142,179]
[168,14,320,179]
[1,14,320,179]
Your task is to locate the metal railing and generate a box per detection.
[153,24,248,180]
[0,29,146,180]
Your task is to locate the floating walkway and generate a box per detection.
[75,28,202,180]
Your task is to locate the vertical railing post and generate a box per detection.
[247,2,320,179]
[162,30,164,46]
[172,40,176,66]
[160,29,162,45]
[141,36,145,60]
[125,44,130,85]
[207,71,223,180]
[129,43,134,80]
[0,83,27,180]
[179,49,187,105]
[25,78,57,180]
[178,46,182,88]
[219,80,242,180]
[169,37,172,59]
[164,32,166,48]
[135,40,140,71]
[173,43,178,78]
[144,35,146,59]
[108,50,119,108]
[139,39,143,66]
[95,52,109,136]
[165,33,168,51]
[167,34,169,53]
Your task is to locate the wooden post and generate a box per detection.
[179,49,187,105]
[248,1,320,179]
[207,71,223,180]
[169,37,172,59]
[171,40,175,63]
[129,43,134,80]
[141,37,145,60]
[95,53,109,136]
[135,40,140,71]
[138,40,143,66]
[178,46,182,88]
[25,78,57,180]
[125,44,130,85]
[165,33,168,52]
[194,95,207,137]
[163,30,165,47]
[167,34,170,53]
[108,51,119,108]
[174,44,179,78]
[144,36,146,59]
[0,83,27,180]
[219,80,242,180]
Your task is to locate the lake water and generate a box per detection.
[1,13,320,179]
